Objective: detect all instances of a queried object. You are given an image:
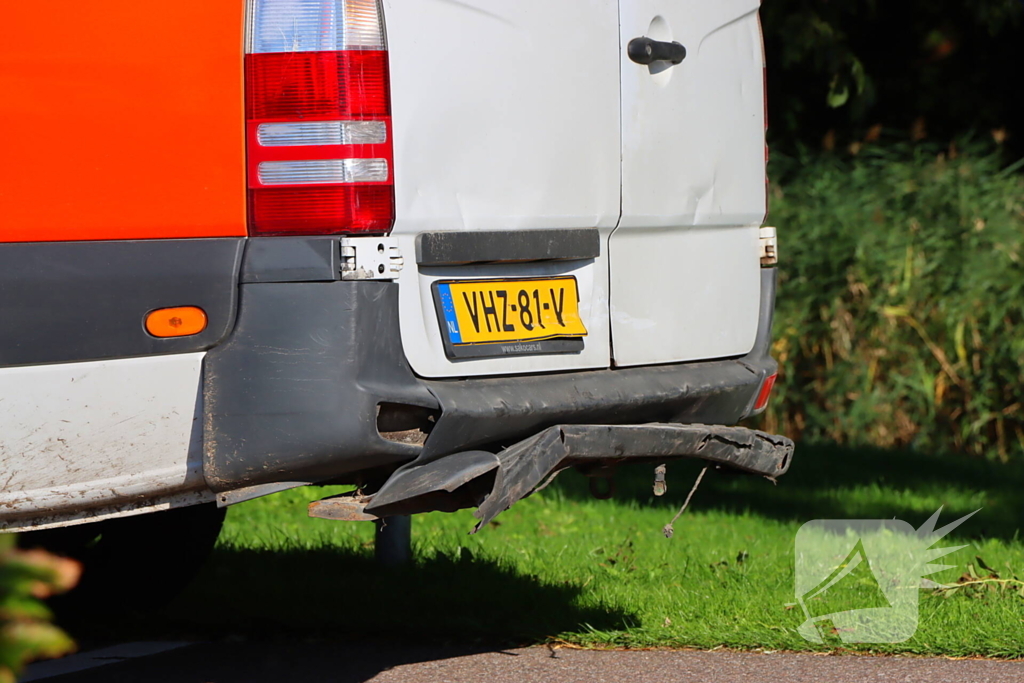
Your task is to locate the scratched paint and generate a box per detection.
[0,354,210,528]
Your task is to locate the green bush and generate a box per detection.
[760,1,1023,153]
[0,535,78,683]
[763,139,1024,460]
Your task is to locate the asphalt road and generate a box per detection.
[25,640,1024,683]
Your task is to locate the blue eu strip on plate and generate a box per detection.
[436,283,462,344]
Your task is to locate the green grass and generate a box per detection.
[144,443,1024,658]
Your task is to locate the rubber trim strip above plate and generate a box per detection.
[415,229,600,266]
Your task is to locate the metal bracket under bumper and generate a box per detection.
[360,423,794,532]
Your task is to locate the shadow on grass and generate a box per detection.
[65,544,633,648]
[57,442,1022,657]
[550,442,1024,542]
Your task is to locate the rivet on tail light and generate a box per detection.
[244,0,394,236]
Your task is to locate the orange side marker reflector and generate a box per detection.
[145,306,208,338]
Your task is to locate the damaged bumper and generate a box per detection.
[206,247,791,520]
[353,423,793,530]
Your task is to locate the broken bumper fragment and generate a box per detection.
[346,423,794,531]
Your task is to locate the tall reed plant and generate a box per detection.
[762,140,1024,460]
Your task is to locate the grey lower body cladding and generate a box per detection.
[0,238,244,367]
[365,423,793,530]
[204,238,792,520]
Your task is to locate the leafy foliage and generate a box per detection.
[934,555,1024,599]
[762,138,1024,460]
[760,1,1024,151]
[0,536,79,683]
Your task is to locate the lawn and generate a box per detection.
[153,443,1024,658]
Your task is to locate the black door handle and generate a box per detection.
[627,37,687,66]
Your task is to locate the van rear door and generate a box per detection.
[611,0,766,367]
[385,1,620,378]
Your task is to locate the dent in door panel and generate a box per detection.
[385,0,621,233]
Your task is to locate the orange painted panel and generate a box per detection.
[0,2,247,242]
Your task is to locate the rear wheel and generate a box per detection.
[18,503,226,615]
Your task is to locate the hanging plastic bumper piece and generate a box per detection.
[362,423,793,531]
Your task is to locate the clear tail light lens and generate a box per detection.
[256,121,387,147]
[258,159,389,185]
[245,0,394,236]
[248,0,385,53]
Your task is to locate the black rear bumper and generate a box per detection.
[361,423,793,527]
[203,262,780,494]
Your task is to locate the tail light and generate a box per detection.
[245,0,394,236]
[753,373,777,412]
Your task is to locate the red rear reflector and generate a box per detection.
[754,373,777,411]
[249,185,394,236]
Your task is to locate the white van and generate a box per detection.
[0,0,791,590]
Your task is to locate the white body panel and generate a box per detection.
[0,354,212,530]
[610,0,766,366]
[394,232,610,378]
[609,226,761,365]
[385,0,620,377]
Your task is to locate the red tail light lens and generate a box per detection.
[245,51,390,120]
[248,185,394,235]
[754,373,777,412]
[244,0,394,237]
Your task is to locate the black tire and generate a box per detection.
[18,502,226,616]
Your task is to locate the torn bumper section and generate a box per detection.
[210,259,790,528]
[362,423,793,531]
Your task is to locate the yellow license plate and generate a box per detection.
[435,277,587,346]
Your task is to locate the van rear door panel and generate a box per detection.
[611,0,765,367]
[385,0,621,235]
[385,0,620,378]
